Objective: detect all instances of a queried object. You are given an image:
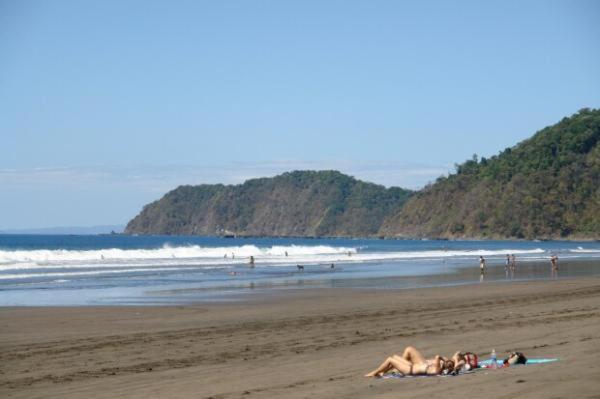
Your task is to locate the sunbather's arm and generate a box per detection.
[426,355,443,375]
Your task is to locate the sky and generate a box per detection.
[1,0,599,229]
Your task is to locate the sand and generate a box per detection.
[2,277,600,398]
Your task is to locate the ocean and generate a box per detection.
[1,234,599,306]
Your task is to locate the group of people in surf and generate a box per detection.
[478,253,559,281]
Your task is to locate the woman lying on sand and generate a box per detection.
[365,346,461,377]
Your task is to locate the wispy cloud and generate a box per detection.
[0,161,452,192]
[0,161,454,229]
[0,161,453,192]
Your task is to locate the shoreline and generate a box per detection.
[2,257,599,307]
[119,232,600,241]
[4,231,592,242]
[2,277,600,398]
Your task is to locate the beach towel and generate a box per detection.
[478,358,559,367]
[380,370,476,379]
[379,358,558,379]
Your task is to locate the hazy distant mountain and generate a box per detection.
[125,170,413,237]
[0,225,125,235]
[380,109,600,239]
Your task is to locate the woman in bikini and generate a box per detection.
[365,346,456,377]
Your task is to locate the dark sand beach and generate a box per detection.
[2,277,600,398]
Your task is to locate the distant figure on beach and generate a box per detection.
[550,255,558,278]
[249,255,255,267]
[232,252,235,259]
[285,251,288,257]
[510,254,516,278]
[348,251,352,257]
[479,256,486,274]
[330,263,335,269]
[224,254,228,258]
[101,254,105,260]
[365,346,458,377]
[505,254,511,279]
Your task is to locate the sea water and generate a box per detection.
[0,235,599,306]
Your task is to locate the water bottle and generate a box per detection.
[490,349,497,369]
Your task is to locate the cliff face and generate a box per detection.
[380,109,600,239]
[125,170,413,237]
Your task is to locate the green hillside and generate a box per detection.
[380,109,600,239]
[125,170,413,237]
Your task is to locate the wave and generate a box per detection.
[0,244,356,264]
[571,248,600,253]
[0,267,190,280]
[0,245,546,273]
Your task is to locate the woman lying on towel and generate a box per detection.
[365,346,459,377]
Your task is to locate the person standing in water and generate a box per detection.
[249,255,255,268]
[505,254,511,279]
[510,254,516,278]
[479,256,486,274]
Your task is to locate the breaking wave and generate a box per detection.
[0,245,548,279]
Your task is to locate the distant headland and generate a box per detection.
[126,109,600,240]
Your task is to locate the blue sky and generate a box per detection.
[1,0,599,229]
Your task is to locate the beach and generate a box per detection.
[2,277,600,398]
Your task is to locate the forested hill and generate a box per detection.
[380,109,600,239]
[125,171,413,237]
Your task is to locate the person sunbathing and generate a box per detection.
[365,346,455,377]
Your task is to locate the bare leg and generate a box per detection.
[402,346,426,364]
[365,356,412,377]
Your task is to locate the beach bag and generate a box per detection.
[464,352,479,369]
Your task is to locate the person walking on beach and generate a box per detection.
[510,254,516,278]
[550,255,558,278]
[505,254,511,279]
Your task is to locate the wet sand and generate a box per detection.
[2,277,600,398]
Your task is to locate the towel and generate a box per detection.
[378,358,558,379]
[478,358,559,367]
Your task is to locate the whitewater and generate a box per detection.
[1,235,599,305]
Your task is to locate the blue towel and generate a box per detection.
[479,358,558,367]
[379,358,558,379]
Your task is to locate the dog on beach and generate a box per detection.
[297,265,304,271]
